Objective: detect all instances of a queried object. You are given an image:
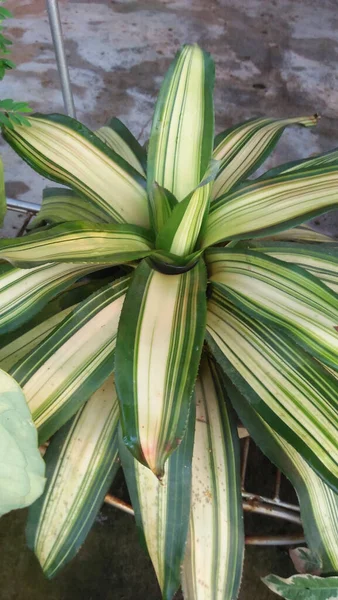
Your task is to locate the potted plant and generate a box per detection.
[0,43,337,599]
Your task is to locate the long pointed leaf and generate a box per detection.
[245,242,338,293]
[156,162,218,256]
[182,356,244,600]
[257,147,338,181]
[115,258,207,476]
[148,182,177,234]
[148,44,214,202]
[212,115,317,199]
[28,187,108,230]
[0,261,101,335]
[206,288,338,491]
[204,166,338,246]
[3,114,149,227]
[257,224,336,244]
[0,221,154,267]
[207,248,338,368]
[226,379,338,574]
[95,117,146,175]
[10,276,129,443]
[26,375,120,578]
[119,402,195,600]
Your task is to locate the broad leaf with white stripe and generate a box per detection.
[204,166,338,247]
[212,115,317,199]
[0,261,102,334]
[182,356,244,600]
[28,187,108,230]
[0,221,154,267]
[26,375,120,578]
[245,241,338,294]
[3,114,149,227]
[115,259,207,476]
[95,117,146,175]
[120,403,195,600]
[206,288,338,491]
[156,162,218,257]
[207,248,338,367]
[226,379,338,574]
[10,276,129,443]
[257,224,336,244]
[148,44,214,202]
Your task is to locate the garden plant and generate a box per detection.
[0,44,338,599]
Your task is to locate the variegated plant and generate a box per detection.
[0,44,338,598]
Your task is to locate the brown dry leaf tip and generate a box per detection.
[334,325,338,332]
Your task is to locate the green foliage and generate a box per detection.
[263,574,338,600]
[0,44,337,599]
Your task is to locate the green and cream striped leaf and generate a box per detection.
[206,248,338,367]
[182,356,244,600]
[257,224,336,244]
[26,374,120,579]
[147,44,214,202]
[95,117,146,176]
[10,276,129,444]
[0,261,101,335]
[156,162,218,257]
[0,305,75,372]
[226,379,338,574]
[115,258,207,476]
[148,182,177,234]
[3,114,149,227]
[0,273,113,354]
[245,242,338,294]
[206,288,338,491]
[204,167,338,247]
[257,147,338,181]
[119,402,195,600]
[212,115,318,199]
[28,187,108,230]
[0,221,154,267]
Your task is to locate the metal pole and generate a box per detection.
[46,0,76,118]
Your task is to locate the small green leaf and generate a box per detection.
[263,574,338,600]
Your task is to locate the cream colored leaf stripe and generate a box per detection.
[0,221,154,267]
[0,305,75,372]
[95,117,146,176]
[156,163,218,257]
[147,44,214,202]
[246,242,338,294]
[10,276,129,443]
[115,258,207,476]
[206,288,338,491]
[27,375,120,579]
[29,187,108,229]
[207,248,338,368]
[0,261,100,335]
[182,356,244,600]
[3,114,149,227]
[257,224,336,244]
[256,146,338,181]
[227,380,338,573]
[212,115,318,199]
[119,404,195,600]
[204,166,338,247]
